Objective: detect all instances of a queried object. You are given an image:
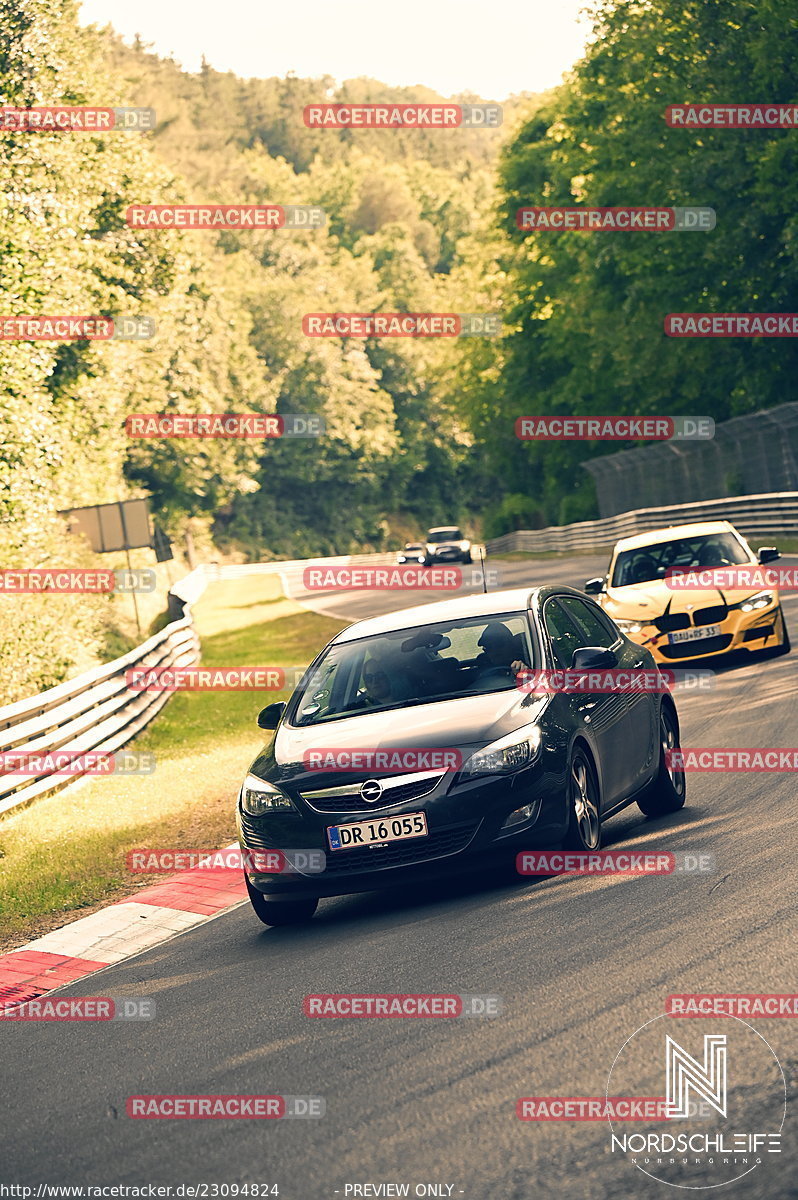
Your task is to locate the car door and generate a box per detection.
[557,595,658,799]
[541,596,626,808]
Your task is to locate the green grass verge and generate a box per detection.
[0,575,345,950]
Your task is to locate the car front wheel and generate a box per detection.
[562,747,602,850]
[762,605,791,657]
[637,702,686,817]
[245,877,319,926]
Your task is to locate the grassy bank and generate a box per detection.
[0,575,345,951]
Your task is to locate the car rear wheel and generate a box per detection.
[562,748,602,850]
[245,877,318,926]
[637,702,686,817]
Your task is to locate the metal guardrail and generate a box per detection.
[0,554,394,818]
[0,616,201,817]
[484,492,798,556]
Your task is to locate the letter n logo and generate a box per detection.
[666,1034,727,1118]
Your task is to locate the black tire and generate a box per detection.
[637,702,686,817]
[245,877,318,926]
[463,551,473,564]
[562,746,602,850]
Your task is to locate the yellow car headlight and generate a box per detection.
[614,618,645,634]
[737,591,775,613]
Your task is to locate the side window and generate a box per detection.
[542,600,584,669]
[559,597,618,649]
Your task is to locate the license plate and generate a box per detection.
[668,624,721,644]
[327,812,428,851]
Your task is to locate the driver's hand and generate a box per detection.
[511,660,527,674]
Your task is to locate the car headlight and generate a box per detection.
[462,726,541,776]
[240,773,295,815]
[737,591,775,613]
[614,618,645,634]
[459,540,470,550]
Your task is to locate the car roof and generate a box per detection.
[334,586,541,642]
[613,520,739,553]
[427,526,461,533]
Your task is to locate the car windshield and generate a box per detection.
[405,543,424,550]
[427,529,462,542]
[292,613,536,725]
[611,533,751,587]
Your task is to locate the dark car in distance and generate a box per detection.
[237,587,686,925]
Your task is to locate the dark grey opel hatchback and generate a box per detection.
[236,587,685,926]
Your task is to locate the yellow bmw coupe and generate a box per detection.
[584,520,790,663]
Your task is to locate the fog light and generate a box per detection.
[502,803,537,830]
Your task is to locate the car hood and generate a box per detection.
[250,688,547,786]
[603,577,768,621]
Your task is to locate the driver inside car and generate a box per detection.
[474,622,528,678]
[357,654,413,707]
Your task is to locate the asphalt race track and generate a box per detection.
[2,555,797,1200]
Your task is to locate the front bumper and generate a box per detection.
[237,757,567,900]
[426,547,470,563]
[625,602,785,663]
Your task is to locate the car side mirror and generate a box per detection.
[584,577,605,595]
[570,646,617,671]
[757,547,780,564]
[257,701,286,730]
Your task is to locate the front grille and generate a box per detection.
[323,821,479,875]
[660,635,732,658]
[693,605,727,626]
[299,773,443,814]
[654,613,691,633]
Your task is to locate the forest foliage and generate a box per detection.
[1,0,796,697]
